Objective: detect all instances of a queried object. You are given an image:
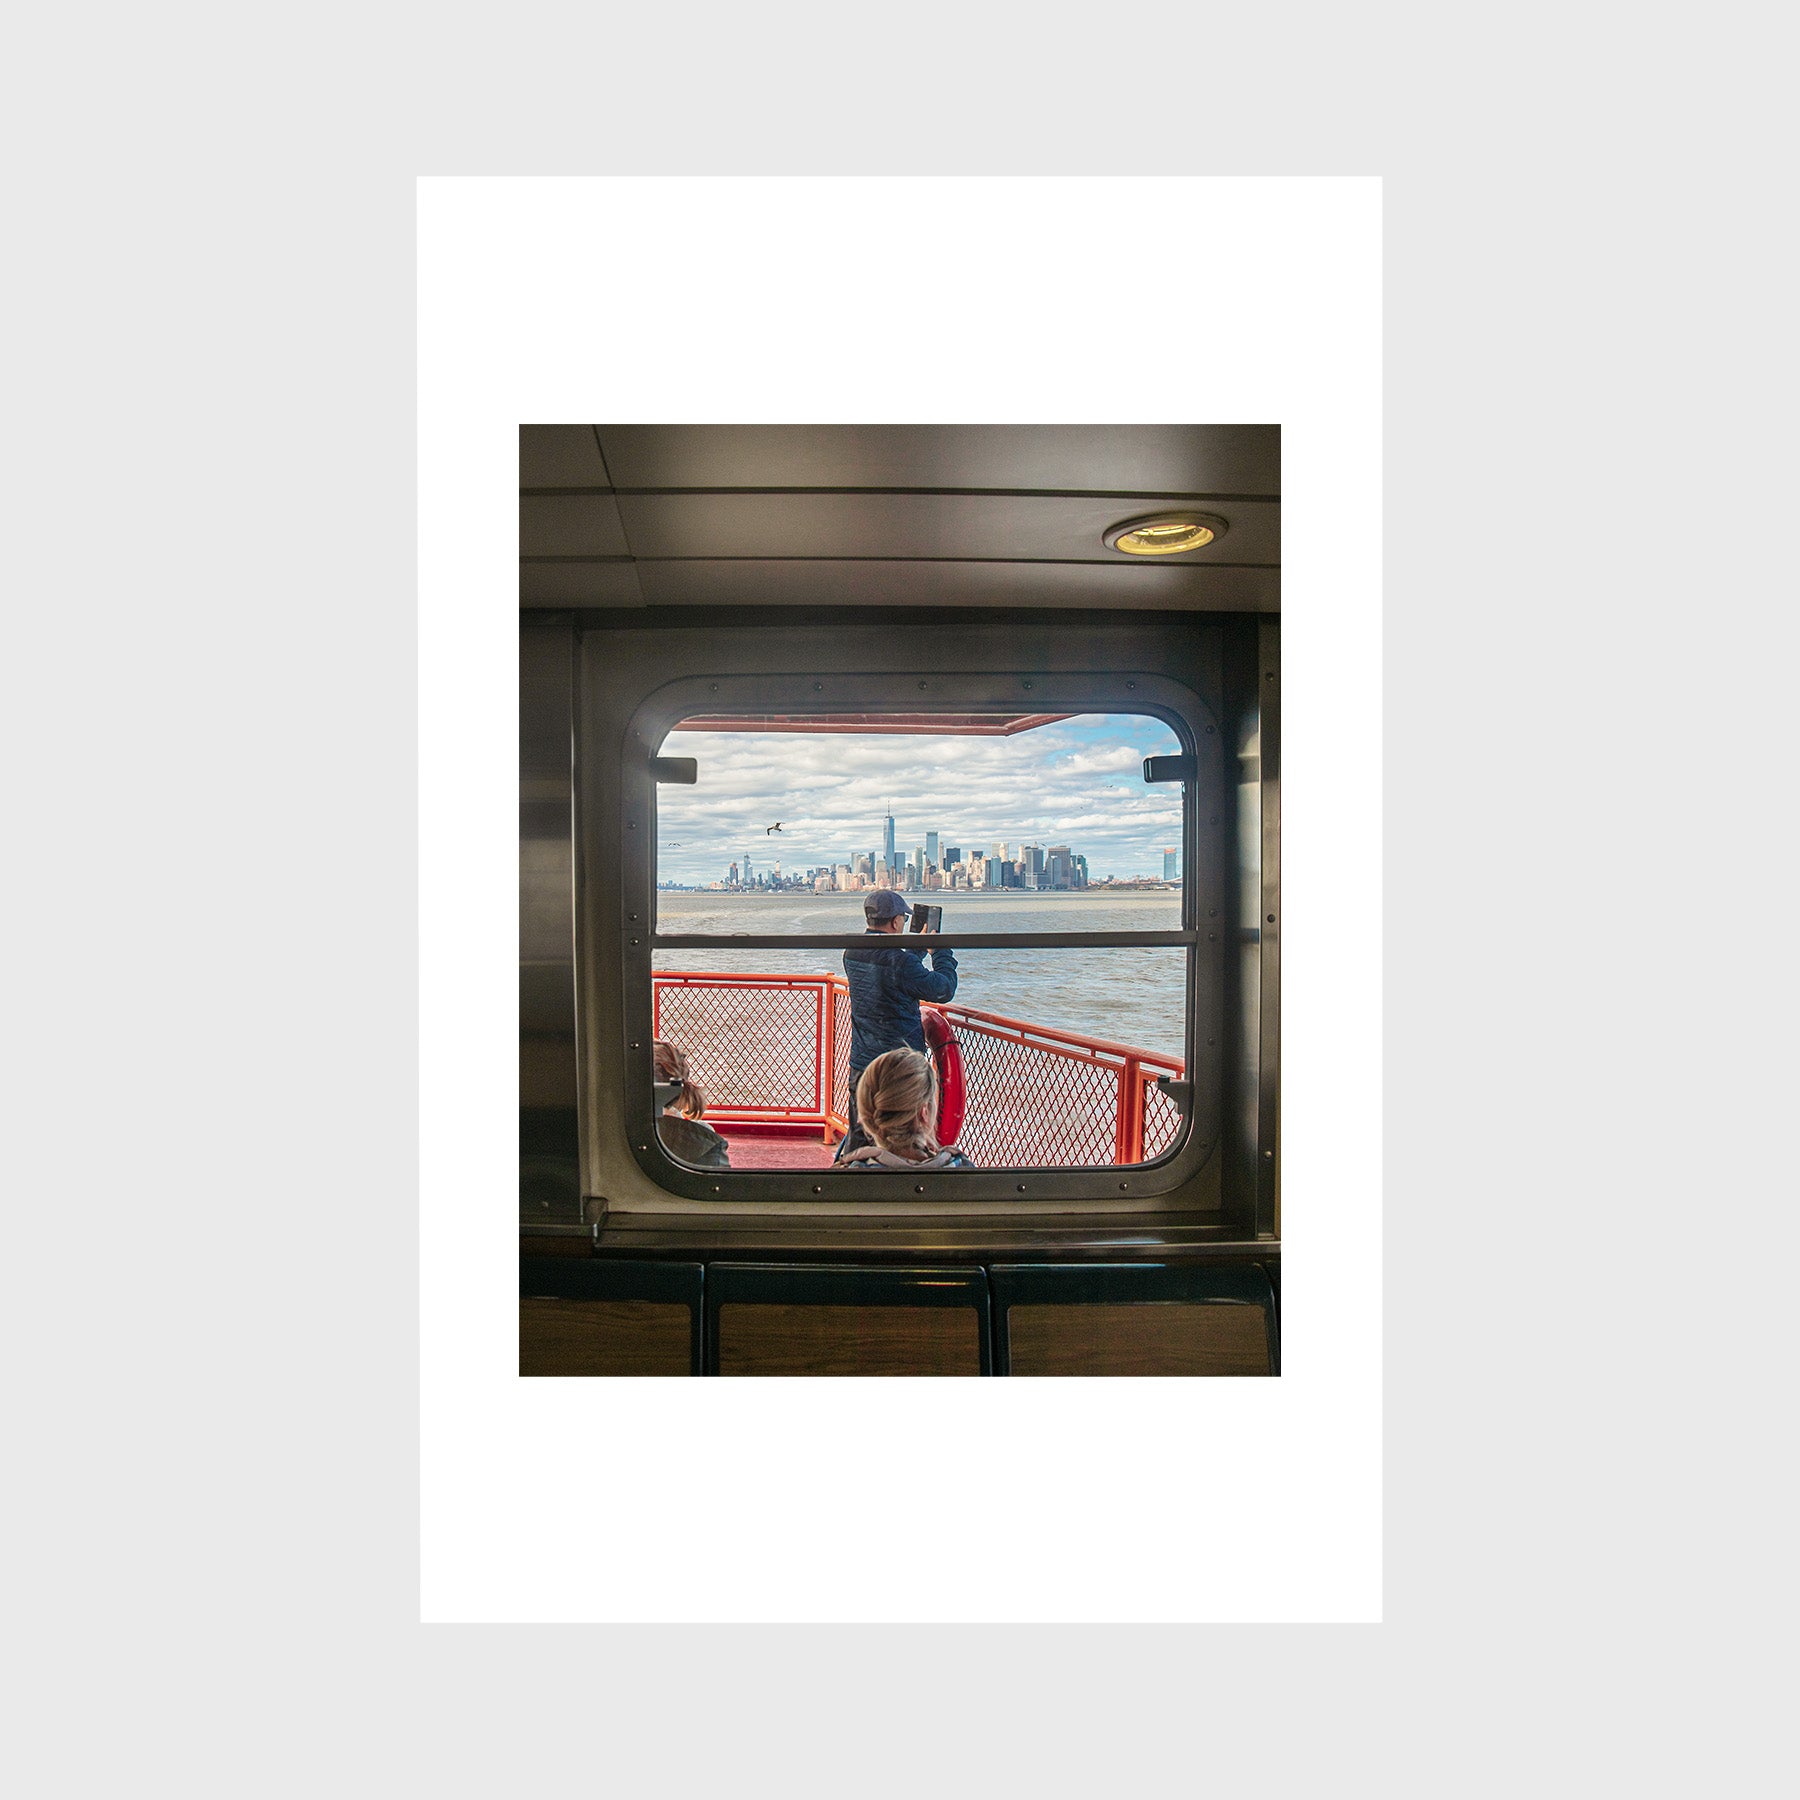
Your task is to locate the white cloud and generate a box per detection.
[653,714,1186,883]
[1053,745,1143,776]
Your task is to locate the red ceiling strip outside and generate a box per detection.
[669,712,1073,737]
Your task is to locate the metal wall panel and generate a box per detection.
[630,558,1277,611]
[596,424,1280,497]
[614,491,1277,565]
[520,493,632,558]
[520,561,645,608]
[1256,618,1280,1237]
[521,620,580,1215]
[520,424,611,488]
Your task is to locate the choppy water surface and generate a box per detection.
[654,889,1186,1057]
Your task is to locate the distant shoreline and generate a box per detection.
[655,883,1181,895]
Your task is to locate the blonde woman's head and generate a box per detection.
[854,1048,940,1161]
[653,1039,706,1119]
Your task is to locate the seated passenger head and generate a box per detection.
[652,1039,706,1118]
[863,891,910,933]
[855,1048,941,1160]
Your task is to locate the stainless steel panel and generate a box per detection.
[521,633,575,781]
[520,836,574,963]
[520,493,631,558]
[520,961,577,1035]
[632,557,1278,612]
[1235,690,1263,1231]
[520,424,611,488]
[520,560,645,608]
[615,491,1278,565]
[596,424,1279,496]
[1256,618,1280,1237]
[521,620,579,1156]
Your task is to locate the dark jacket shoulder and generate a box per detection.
[842,930,958,1068]
[656,1115,730,1169]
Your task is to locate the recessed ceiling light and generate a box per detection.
[1103,512,1227,556]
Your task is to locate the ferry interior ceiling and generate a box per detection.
[521,424,1279,1377]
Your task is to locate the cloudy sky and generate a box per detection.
[654,713,1185,885]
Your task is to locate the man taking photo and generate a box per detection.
[835,889,958,1161]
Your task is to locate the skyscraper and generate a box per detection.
[883,808,896,870]
[1163,847,1180,879]
[926,830,939,867]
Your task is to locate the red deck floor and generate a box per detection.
[716,1129,837,1170]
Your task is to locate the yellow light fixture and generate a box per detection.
[1103,511,1227,556]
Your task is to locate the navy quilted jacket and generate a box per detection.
[842,932,958,1073]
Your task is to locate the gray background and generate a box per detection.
[6,43,1785,1800]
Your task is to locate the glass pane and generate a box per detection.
[653,712,1186,934]
[649,947,1188,1174]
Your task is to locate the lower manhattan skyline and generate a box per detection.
[717,833,1113,894]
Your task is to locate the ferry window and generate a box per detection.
[637,705,1208,1180]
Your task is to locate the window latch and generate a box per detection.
[1142,754,1195,784]
[1154,1076,1193,1117]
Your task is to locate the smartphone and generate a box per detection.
[909,903,942,933]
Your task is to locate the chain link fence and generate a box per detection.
[653,974,827,1117]
[936,1004,1185,1167]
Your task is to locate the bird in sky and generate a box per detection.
[765,822,783,834]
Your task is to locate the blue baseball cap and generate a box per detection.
[864,890,911,923]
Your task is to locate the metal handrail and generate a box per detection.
[931,1001,1184,1071]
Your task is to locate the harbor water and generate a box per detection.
[653,889,1187,1058]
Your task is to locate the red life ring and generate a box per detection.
[922,1008,966,1145]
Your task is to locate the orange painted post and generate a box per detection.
[1115,1055,1144,1164]
[1113,1067,1124,1163]
[822,978,836,1141]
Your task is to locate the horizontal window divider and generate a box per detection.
[647,931,1198,951]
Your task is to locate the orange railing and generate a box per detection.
[653,971,1185,1167]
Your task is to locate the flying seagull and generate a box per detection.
[765,822,783,834]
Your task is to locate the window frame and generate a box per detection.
[609,667,1229,1210]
